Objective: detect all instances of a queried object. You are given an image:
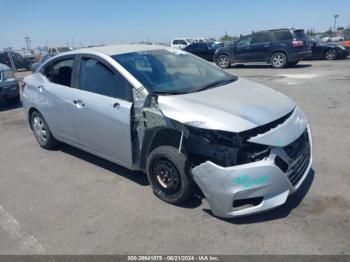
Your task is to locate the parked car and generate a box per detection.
[183,43,217,61]
[0,63,20,104]
[0,51,31,71]
[31,53,58,71]
[47,47,73,54]
[214,28,312,69]
[22,45,312,218]
[309,39,349,60]
[170,38,192,49]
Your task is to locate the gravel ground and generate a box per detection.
[0,59,349,255]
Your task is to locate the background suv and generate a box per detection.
[214,28,312,68]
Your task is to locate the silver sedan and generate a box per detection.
[22,45,312,218]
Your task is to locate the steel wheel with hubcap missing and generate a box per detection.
[31,111,59,149]
[271,52,287,68]
[325,49,337,60]
[146,146,194,204]
[217,54,231,69]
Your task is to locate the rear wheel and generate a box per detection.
[216,54,231,69]
[324,49,337,60]
[271,52,287,68]
[30,111,59,149]
[146,146,194,204]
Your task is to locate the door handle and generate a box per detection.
[73,100,85,108]
[113,102,120,109]
[37,85,44,92]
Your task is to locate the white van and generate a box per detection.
[170,38,192,49]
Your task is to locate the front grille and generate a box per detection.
[275,130,311,186]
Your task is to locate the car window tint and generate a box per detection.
[237,36,252,46]
[251,33,271,44]
[44,59,74,87]
[80,58,130,100]
[173,40,187,45]
[273,30,293,41]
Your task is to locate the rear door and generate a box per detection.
[249,32,273,61]
[73,55,133,167]
[36,55,80,143]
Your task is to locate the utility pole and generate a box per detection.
[333,14,339,35]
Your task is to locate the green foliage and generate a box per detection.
[219,34,238,42]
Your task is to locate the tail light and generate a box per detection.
[292,40,304,47]
[20,81,26,92]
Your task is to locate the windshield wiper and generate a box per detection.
[198,78,236,91]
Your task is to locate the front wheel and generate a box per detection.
[216,54,231,69]
[271,52,287,68]
[324,49,337,60]
[146,146,194,204]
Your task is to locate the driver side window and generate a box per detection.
[237,36,252,47]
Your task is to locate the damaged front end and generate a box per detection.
[131,87,312,219]
[190,108,312,218]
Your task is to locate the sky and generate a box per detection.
[1,0,350,49]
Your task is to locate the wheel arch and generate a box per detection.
[28,107,41,130]
[139,127,182,170]
[267,49,288,63]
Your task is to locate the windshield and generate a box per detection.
[112,49,236,94]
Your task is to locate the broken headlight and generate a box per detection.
[184,126,270,167]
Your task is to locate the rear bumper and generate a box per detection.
[192,125,312,219]
[289,51,312,62]
[0,84,20,101]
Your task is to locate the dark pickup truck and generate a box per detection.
[214,28,312,68]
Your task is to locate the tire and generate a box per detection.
[6,95,20,104]
[271,52,287,68]
[324,49,337,60]
[30,111,59,149]
[146,146,194,204]
[287,60,299,67]
[216,54,231,69]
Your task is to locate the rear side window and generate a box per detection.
[44,59,74,87]
[293,30,306,39]
[173,40,187,45]
[251,33,271,44]
[80,58,130,100]
[273,30,293,41]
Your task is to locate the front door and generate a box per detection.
[73,56,134,168]
[235,35,253,61]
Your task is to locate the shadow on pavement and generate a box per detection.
[0,101,23,112]
[231,64,312,69]
[58,143,150,187]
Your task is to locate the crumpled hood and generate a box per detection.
[157,77,296,133]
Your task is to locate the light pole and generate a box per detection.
[333,14,339,35]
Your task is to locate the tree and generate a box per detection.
[219,33,238,42]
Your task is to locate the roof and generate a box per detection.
[68,44,167,56]
[0,63,11,71]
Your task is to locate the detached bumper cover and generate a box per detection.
[192,110,312,218]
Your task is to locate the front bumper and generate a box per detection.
[192,126,312,219]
